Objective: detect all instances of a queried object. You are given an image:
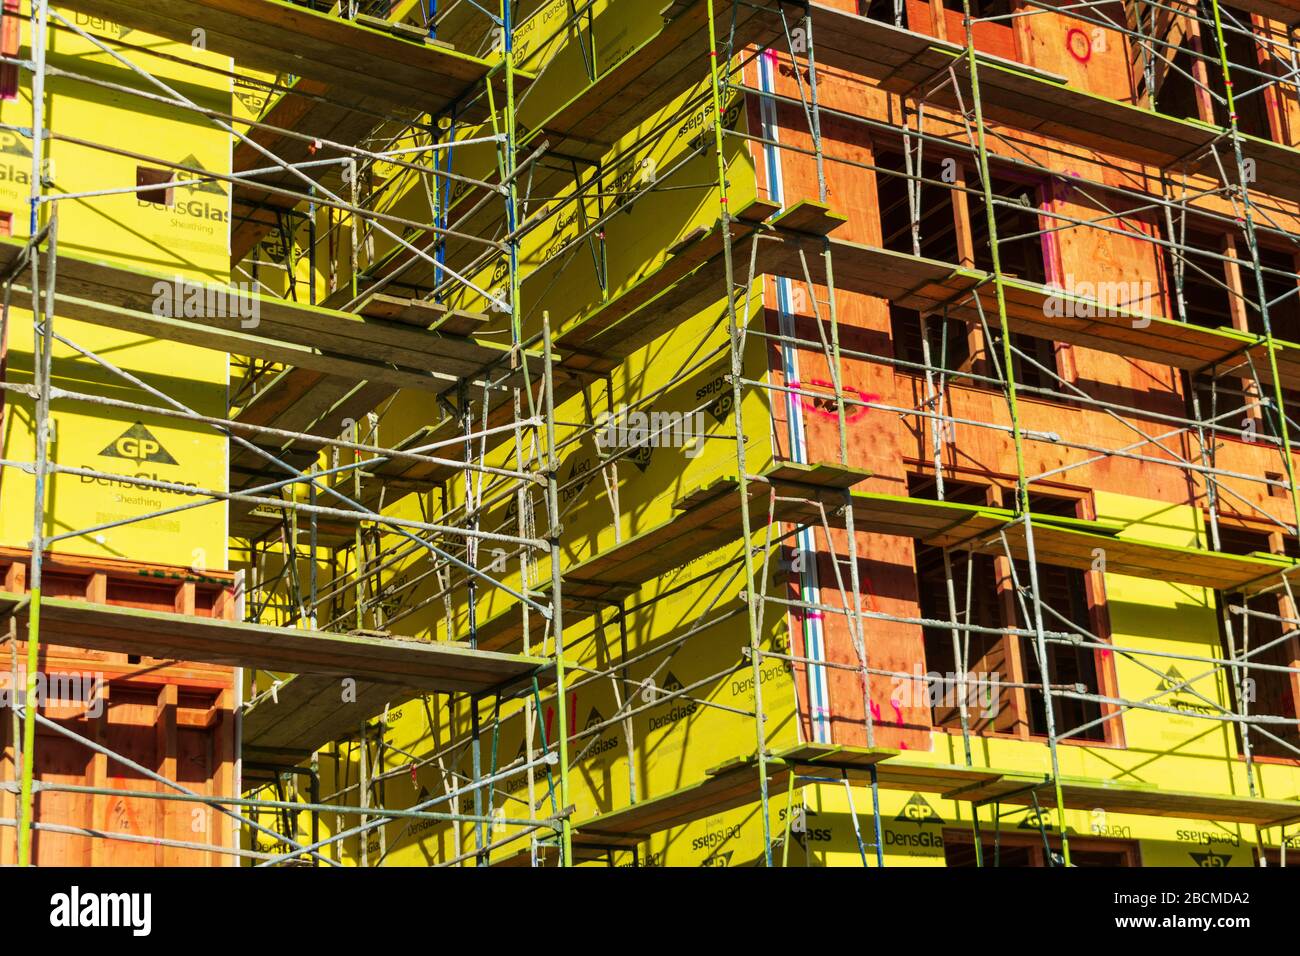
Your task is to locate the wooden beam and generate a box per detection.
[0,593,548,693]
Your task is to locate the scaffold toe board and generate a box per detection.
[781,241,1262,376]
[946,770,1300,827]
[0,239,528,390]
[775,743,899,777]
[53,0,495,109]
[0,593,549,691]
[844,491,1295,591]
[574,753,788,847]
[566,475,1291,595]
[576,748,1299,846]
[773,6,1300,201]
[1225,0,1300,24]
[529,0,772,162]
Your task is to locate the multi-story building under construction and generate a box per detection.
[1,0,1299,867]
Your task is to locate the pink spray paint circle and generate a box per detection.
[1066,28,1092,63]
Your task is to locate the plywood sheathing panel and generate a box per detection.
[740,103,933,750]
[764,5,1300,202]
[558,200,1282,386]
[0,551,238,865]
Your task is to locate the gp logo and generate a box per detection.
[98,422,178,466]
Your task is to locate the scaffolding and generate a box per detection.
[2,0,1300,867]
[0,0,576,866]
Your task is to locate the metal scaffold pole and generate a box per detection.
[958,0,1071,865]
[542,314,573,866]
[5,0,1300,869]
[1207,0,1300,540]
[15,0,50,867]
[706,0,776,867]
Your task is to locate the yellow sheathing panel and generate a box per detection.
[318,134,786,864]
[227,4,1300,868]
[1095,492,1229,763]
[360,88,759,641]
[0,9,231,568]
[611,492,1300,867]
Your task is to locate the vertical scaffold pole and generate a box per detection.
[542,314,573,865]
[959,0,1070,865]
[1207,1,1300,542]
[707,0,775,866]
[1206,1,1300,791]
[16,217,55,868]
[16,0,50,868]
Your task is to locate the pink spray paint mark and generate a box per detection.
[1065,27,1092,63]
[790,379,879,423]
